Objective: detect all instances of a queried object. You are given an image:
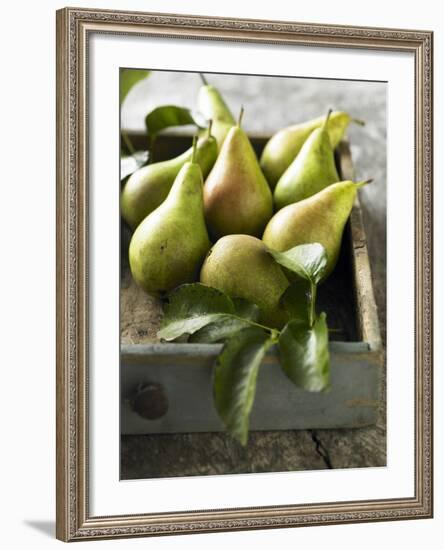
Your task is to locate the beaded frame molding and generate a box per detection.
[56,7,433,542]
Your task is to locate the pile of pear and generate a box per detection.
[123,82,369,329]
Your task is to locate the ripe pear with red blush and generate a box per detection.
[204,107,273,239]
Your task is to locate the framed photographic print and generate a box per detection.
[56,7,433,542]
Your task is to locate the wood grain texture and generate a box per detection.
[120,241,163,344]
[121,430,327,479]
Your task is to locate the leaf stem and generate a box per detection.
[309,282,317,327]
[235,315,279,335]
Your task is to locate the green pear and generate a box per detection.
[129,140,210,295]
[263,180,370,278]
[204,108,273,239]
[200,234,290,328]
[197,76,236,148]
[274,110,340,210]
[260,111,361,188]
[121,131,217,229]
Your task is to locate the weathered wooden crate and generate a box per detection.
[120,134,382,435]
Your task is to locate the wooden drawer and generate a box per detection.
[120,134,382,435]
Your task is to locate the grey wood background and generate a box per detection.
[120,71,386,479]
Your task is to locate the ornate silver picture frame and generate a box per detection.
[56,7,433,541]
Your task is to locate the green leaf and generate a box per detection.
[158,283,235,341]
[232,298,261,322]
[189,316,252,344]
[280,279,311,324]
[120,69,150,105]
[145,105,206,142]
[214,327,273,445]
[278,312,330,392]
[189,297,261,344]
[120,150,149,181]
[268,243,327,285]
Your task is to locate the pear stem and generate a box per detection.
[352,118,366,126]
[207,119,213,139]
[199,73,208,85]
[122,130,135,155]
[238,105,244,127]
[321,109,333,132]
[354,178,373,190]
[191,135,198,163]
